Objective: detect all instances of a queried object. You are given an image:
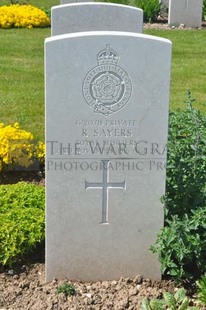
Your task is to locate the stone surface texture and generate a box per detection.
[168,0,203,27]
[51,3,143,36]
[45,31,172,283]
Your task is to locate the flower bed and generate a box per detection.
[0,4,50,29]
[0,122,45,171]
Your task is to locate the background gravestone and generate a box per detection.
[168,0,203,27]
[52,3,143,36]
[45,31,172,282]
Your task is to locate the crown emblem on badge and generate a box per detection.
[97,45,119,65]
[82,45,132,116]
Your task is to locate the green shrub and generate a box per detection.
[98,0,161,22]
[0,182,45,266]
[151,92,206,281]
[163,92,206,219]
[134,0,162,22]
[151,208,206,280]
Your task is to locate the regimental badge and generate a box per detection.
[82,45,132,117]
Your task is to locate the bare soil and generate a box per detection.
[0,271,177,310]
[0,243,202,310]
[0,243,178,310]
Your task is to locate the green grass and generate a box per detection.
[0,28,49,141]
[0,1,205,140]
[0,0,59,9]
[145,29,206,113]
[0,0,58,141]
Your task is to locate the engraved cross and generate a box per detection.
[85,160,126,224]
[185,0,189,10]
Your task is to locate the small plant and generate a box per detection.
[141,297,164,309]
[141,288,198,310]
[196,274,206,305]
[56,283,76,296]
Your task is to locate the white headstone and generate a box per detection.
[45,31,172,282]
[168,0,203,27]
[52,3,143,36]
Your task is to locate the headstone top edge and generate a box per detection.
[45,31,172,45]
[52,2,143,12]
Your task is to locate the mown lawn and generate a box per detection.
[0,28,49,141]
[0,0,59,9]
[145,29,206,113]
[0,0,205,140]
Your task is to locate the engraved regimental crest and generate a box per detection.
[82,45,132,116]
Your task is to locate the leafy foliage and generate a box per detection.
[134,0,162,22]
[141,297,164,310]
[164,93,206,219]
[99,0,161,22]
[0,182,45,266]
[196,274,206,305]
[151,92,206,281]
[141,288,198,310]
[203,0,206,20]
